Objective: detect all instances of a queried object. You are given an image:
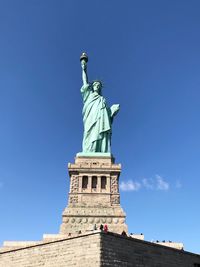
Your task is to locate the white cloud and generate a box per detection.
[142,178,154,189]
[142,175,169,191]
[155,175,169,191]
[120,175,170,192]
[120,180,141,191]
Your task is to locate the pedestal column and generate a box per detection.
[60,155,128,235]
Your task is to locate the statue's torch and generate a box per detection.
[80,52,88,63]
[80,52,88,70]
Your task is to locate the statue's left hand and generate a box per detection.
[110,104,120,117]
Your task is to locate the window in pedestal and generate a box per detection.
[101,176,107,189]
[92,176,97,189]
[82,176,88,189]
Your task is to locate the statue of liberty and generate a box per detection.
[80,53,120,153]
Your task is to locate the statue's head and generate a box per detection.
[92,80,103,95]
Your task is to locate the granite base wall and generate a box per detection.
[100,232,200,267]
[0,233,100,267]
[1,232,200,267]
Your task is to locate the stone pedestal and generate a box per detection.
[60,155,128,234]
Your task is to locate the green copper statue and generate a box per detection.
[80,53,120,153]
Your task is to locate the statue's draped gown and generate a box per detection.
[81,84,112,152]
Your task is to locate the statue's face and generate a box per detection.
[93,82,102,94]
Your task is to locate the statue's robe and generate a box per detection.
[81,84,111,152]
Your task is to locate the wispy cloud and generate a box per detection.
[120,180,141,191]
[120,175,170,192]
[155,175,169,191]
[142,178,154,190]
[0,182,3,189]
[142,175,169,191]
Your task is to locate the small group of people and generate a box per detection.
[100,224,108,233]
[93,224,108,233]
[93,224,128,236]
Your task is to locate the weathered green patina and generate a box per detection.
[80,53,120,153]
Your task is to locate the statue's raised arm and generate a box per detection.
[79,53,120,154]
[80,53,88,86]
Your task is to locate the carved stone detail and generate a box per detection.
[95,218,100,223]
[69,195,78,204]
[111,195,120,205]
[70,175,79,193]
[111,176,118,194]
[88,218,94,223]
[107,218,112,223]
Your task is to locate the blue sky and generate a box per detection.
[0,0,200,253]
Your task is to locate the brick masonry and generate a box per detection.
[1,231,200,267]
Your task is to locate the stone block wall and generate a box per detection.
[1,232,200,267]
[100,232,200,267]
[0,233,100,267]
